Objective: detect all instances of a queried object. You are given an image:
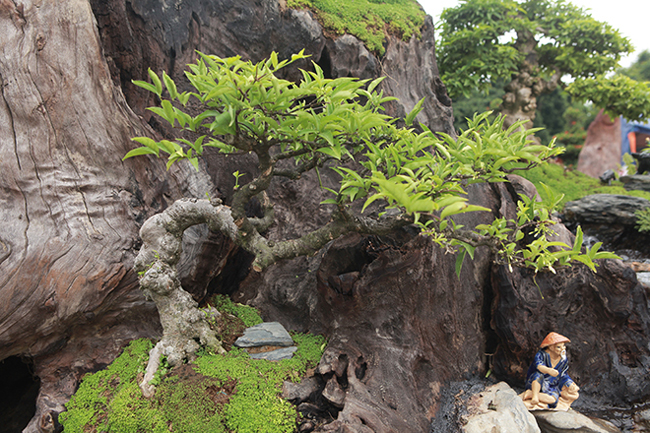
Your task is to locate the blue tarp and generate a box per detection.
[621,117,650,156]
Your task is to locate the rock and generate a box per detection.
[577,110,621,178]
[599,169,616,185]
[322,377,346,408]
[249,346,297,361]
[632,152,650,175]
[533,410,621,433]
[325,34,378,80]
[563,194,650,226]
[491,257,650,414]
[234,322,295,348]
[463,382,540,433]
[562,194,650,255]
[635,408,650,429]
[636,272,650,286]
[619,174,650,192]
[282,376,320,403]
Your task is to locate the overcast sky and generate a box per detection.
[418,0,650,68]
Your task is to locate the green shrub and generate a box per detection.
[287,0,425,55]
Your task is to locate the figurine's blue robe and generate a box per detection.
[525,349,574,408]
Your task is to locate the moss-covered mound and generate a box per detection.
[59,298,326,433]
[288,0,426,55]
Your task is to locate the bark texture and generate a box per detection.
[1,1,649,432]
[0,0,217,431]
[241,177,650,432]
[500,31,561,131]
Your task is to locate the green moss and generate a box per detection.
[195,333,326,433]
[287,0,425,55]
[518,163,650,209]
[59,338,154,432]
[60,331,326,433]
[156,375,226,433]
[209,294,263,327]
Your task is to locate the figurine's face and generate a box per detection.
[548,342,566,358]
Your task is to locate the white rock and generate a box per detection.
[463,382,541,433]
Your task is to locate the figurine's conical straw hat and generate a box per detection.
[540,332,571,348]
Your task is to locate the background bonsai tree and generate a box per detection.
[125,51,616,394]
[437,0,650,128]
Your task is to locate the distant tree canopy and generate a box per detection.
[619,50,650,82]
[437,0,650,126]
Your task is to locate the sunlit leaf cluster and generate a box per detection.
[126,50,617,275]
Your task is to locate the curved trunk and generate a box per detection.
[501,70,540,130]
[500,68,561,132]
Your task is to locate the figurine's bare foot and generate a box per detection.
[521,390,550,410]
[557,385,579,410]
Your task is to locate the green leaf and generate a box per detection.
[455,248,467,279]
[122,146,158,160]
[162,71,178,99]
[132,80,158,95]
[148,68,163,96]
[405,98,425,126]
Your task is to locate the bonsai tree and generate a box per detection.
[437,0,650,127]
[125,51,616,395]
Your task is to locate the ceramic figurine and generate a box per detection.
[520,332,580,411]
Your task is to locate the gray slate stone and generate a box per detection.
[620,174,650,192]
[533,410,621,433]
[563,194,650,225]
[249,346,297,361]
[234,322,294,348]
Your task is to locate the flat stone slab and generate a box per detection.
[234,322,294,348]
[249,346,297,361]
[533,409,621,433]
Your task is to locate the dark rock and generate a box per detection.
[632,152,650,175]
[490,258,650,414]
[599,169,616,185]
[635,408,650,430]
[563,194,650,226]
[533,410,621,433]
[234,322,294,348]
[562,194,650,255]
[324,34,378,79]
[283,376,320,403]
[322,377,346,408]
[620,174,650,192]
[249,346,297,361]
[299,421,315,432]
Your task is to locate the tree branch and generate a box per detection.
[250,207,414,271]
